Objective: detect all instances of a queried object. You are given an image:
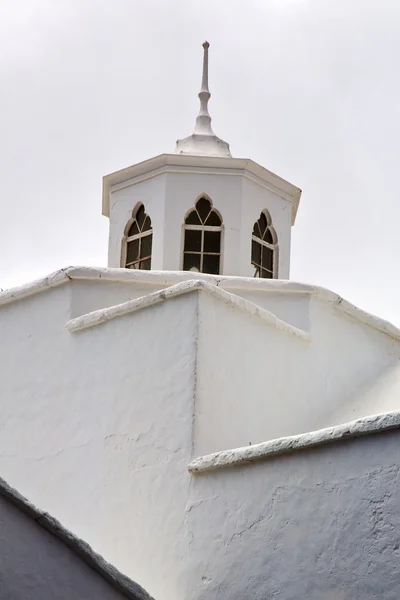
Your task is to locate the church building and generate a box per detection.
[1,42,400,600]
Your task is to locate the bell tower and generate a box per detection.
[102,42,301,279]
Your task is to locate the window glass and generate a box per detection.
[184,230,202,252]
[183,197,222,274]
[124,204,153,271]
[251,211,277,279]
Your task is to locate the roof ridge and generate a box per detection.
[66,278,311,342]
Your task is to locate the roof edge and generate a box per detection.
[0,476,154,600]
[0,267,399,343]
[102,154,302,218]
[66,278,311,341]
[188,410,400,474]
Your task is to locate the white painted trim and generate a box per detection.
[251,235,275,252]
[181,196,225,274]
[1,267,399,343]
[182,226,224,273]
[0,269,70,306]
[185,225,223,233]
[0,477,153,600]
[102,154,302,223]
[251,235,278,279]
[65,278,311,340]
[188,411,400,474]
[109,167,294,207]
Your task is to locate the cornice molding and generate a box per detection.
[102,154,302,223]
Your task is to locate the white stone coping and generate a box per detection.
[0,476,153,600]
[66,278,311,341]
[0,266,399,342]
[0,268,70,307]
[188,411,400,474]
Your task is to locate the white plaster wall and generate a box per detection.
[0,287,198,600]
[69,280,161,317]
[108,174,167,269]
[185,429,400,600]
[69,278,311,331]
[194,291,399,455]
[0,496,132,600]
[1,273,400,600]
[108,169,292,277]
[228,289,311,330]
[163,171,242,274]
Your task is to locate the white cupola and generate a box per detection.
[102,42,301,279]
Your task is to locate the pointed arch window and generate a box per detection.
[124,204,153,270]
[251,211,277,278]
[183,197,222,275]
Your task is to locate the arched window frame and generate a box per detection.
[251,210,279,279]
[181,194,224,275]
[121,203,153,270]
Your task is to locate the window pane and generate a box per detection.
[184,229,202,252]
[141,233,152,259]
[140,258,151,270]
[204,230,221,253]
[196,197,212,223]
[126,239,139,264]
[142,215,152,232]
[264,228,273,244]
[183,253,201,272]
[261,268,273,279]
[185,210,201,225]
[136,205,145,230]
[128,220,139,236]
[262,246,274,271]
[251,240,261,266]
[205,210,221,226]
[258,213,268,236]
[203,254,220,275]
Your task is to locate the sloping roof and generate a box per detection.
[0,476,154,600]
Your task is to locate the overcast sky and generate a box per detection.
[1,0,399,324]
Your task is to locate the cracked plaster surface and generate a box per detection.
[1,269,400,600]
[184,430,400,600]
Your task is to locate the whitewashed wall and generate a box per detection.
[0,271,399,600]
[0,495,138,600]
[195,290,399,455]
[108,168,292,277]
[108,174,167,270]
[0,285,197,600]
[185,429,400,600]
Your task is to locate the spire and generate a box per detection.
[193,41,213,136]
[175,42,231,158]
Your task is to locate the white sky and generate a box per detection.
[1,0,399,324]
